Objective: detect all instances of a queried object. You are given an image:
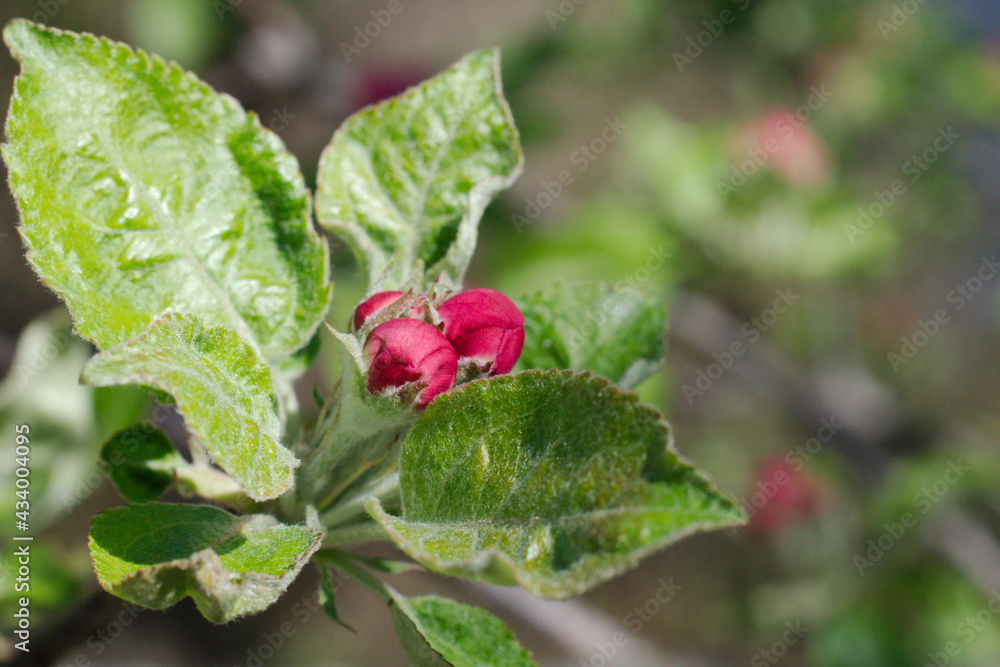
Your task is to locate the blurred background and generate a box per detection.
[1,0,999,665]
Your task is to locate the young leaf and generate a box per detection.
[81,314,295,501]
[2,20,331,366]
[101,426,181,502]
[389,591,536,667]
[101,424,252,505]
[315,49,522,292]
[89,503,322,623]
[369,370,744,599]
[514,282,666,389]
[318,564,355,632]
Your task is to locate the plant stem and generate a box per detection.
[320,471,400,527]
[296,371,414,508]
[322,521,388,547]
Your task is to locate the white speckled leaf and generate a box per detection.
[315,49,522,292]
[515,282,666,389]
[82,314,294,501]
[2,20,330,365]
[89,503,322,623]
[389,590,537,667]
[370,370,744,598]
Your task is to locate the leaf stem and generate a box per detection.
[322,521,388,547]
[319,471,400,527]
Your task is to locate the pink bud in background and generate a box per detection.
[751,108,830,189]
[748,457,822,536]
[363,318,458,409]
[353,291,423,330]
[437,288,525,376]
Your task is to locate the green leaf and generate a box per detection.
[81,314,295,501]
[315,49,522,291]
[318,564,355,632]
[370,370,743,599]
[101,426,181,502]
[89,503,322,623]
[100,424,251,505]
[2,20,331,366]
[389,591,536,667]
[514,282,666,390]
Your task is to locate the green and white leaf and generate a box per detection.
[389,591,536,667]
[370,370,743,599]
[2,20,331,366]
[82,314,295,501]
[315,49,522,292]
[89,503,323,623]
[515,282,666,390]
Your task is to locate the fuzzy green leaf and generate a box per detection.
[389,591,536,667]
[89,503,322,623]
[370,370,743,599]
[2,20,330,366]
[514,282,666,389]
[315,49,522,292]
[82,315,294,501]
[100,426,180,502]
[318,564,355,632]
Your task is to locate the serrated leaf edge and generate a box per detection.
[80,313,297,501]
[89,504,324,623]
[369,369,746,599]
[315,48,522,291]
[2,18,332,364]
[387,589,538,667]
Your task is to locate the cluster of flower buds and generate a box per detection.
[355,288,524,409]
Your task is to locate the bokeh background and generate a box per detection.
[1,1,999,665]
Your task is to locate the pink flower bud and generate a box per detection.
[363,318,458,409]
[353,291,422,330]
[748,457,823,536]
[437,288,525,377]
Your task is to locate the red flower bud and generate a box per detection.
[353,291,423,330]
[437,288,525,376]
[363,318,458,409]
